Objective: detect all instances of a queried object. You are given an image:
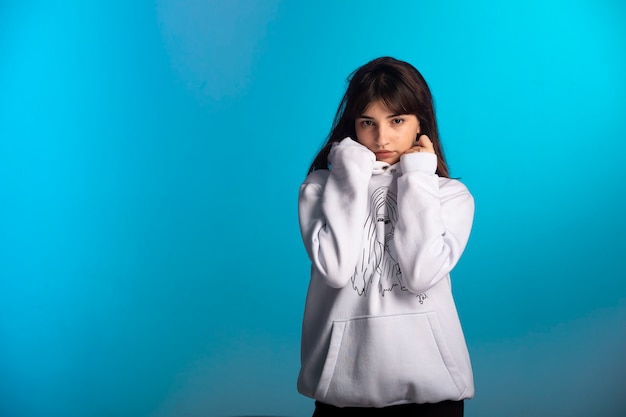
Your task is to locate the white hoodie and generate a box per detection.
[297,138,475,407]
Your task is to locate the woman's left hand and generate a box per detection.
[403,134,435,155]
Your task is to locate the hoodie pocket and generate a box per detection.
[314,312,466,407]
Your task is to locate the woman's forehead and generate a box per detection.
[360,97,411,115]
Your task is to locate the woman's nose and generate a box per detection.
[375,125,390,146]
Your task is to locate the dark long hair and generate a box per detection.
[308,56,449,177]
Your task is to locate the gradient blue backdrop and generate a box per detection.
[1,1,625,416]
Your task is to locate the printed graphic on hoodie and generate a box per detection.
[350,186,406,296]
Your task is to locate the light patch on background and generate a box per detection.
[156,0,280,101]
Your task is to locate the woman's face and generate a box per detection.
[355,100,420,165]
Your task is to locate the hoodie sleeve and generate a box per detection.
[298,138,375,288]
[393,152,474,293]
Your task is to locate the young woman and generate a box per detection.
[297,57,475,416]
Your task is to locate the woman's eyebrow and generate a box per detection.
[357,113,404,119]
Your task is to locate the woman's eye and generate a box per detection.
[361,120,374,127]
[392,118,404,124]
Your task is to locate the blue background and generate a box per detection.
[1,1,625,416]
